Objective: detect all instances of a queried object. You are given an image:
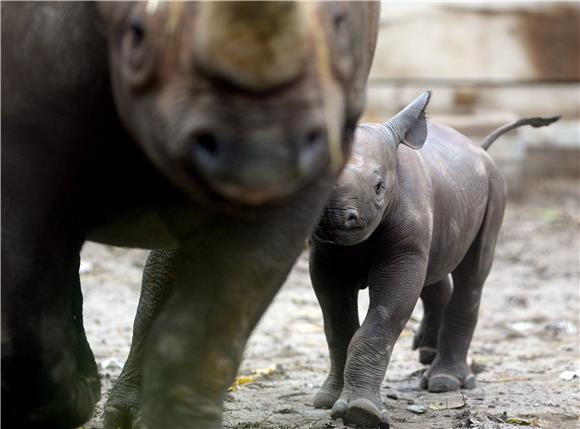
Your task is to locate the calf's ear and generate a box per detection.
[383,91,431,150]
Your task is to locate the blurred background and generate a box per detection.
[363,1,579,194]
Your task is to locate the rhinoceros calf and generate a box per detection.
[309,92,559,428]
[1,2,379,428]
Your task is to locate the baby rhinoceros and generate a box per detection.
[309,91,559,428]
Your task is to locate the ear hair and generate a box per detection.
[383,91,431,150]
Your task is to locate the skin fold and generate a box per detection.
[310,92,558,428]
[1,2,379,428]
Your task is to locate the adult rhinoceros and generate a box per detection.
[1,2,379,428]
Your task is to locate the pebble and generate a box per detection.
[559,370,579,381]
[406,404,426,414]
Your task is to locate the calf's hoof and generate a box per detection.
[330,398,348,420]
[331,396,391,428]
[313,389,340,409]
[420,372,476,393]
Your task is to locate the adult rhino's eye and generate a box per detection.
[124,18,146,70]
[327,4,354,78]
[333,12,346,33]
[121,16,154,89]
[128,20,145,49]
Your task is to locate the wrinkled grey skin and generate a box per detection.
[1,2,379,428]
[310,92,559,428]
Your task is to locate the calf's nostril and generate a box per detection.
[344,209,360,228]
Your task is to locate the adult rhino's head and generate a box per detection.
[99,1,378,206]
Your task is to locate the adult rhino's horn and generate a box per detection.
[195,1,309,91]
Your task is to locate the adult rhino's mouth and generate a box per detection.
[179,134,329,207]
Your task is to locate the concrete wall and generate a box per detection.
[363,2,580,189]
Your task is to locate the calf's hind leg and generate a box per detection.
[413,275,452,365]
[423,180,506,393]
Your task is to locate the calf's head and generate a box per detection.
[314,91,431,245]
[99,1,378,205]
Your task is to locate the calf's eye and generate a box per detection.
[375,180,385,194]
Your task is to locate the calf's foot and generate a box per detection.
[313,375,343,409]
[420,358,476,393]
[331,391,391,428]
[412,324,438,365]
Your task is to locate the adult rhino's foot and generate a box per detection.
[3,374,100,429]
[412,322,439,365]
[331,392,391,428]
[420,359,476,393]
[313,375,343,409]
[103,404,141,429]
[103,380,142,429]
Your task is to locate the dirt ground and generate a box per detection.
[80,179,579,429]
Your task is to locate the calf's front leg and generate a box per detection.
[310,247,361,409]
[332,249,428,429]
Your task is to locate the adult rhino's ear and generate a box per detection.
[383,91,431,150]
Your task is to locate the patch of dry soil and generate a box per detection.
[81,179,579,429]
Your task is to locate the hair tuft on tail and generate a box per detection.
[481,115,561,151]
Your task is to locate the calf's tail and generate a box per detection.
[481,115,561,151]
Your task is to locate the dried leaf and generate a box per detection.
[505,417,531,425]
[541,209,559,222]
[228,367,277,392]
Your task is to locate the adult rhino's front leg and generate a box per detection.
[141,218,317,427]
[130,192,329,429]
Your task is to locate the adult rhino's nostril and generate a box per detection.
[298,127,327,175]
[192,130,219,157]
[305,129,325,148]
[189,129,222,176]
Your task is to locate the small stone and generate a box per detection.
[100,357,123,371]
[406,404,426,414]
[387,392,399,400]
[559,370,579,381]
